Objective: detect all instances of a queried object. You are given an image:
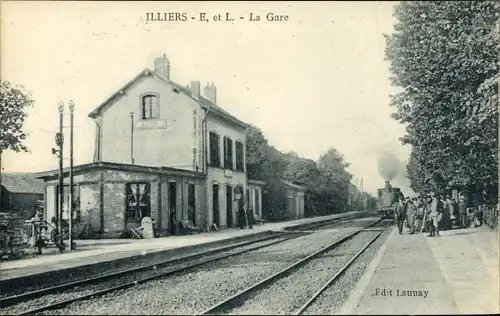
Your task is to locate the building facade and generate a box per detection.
[247,179,265,220]
[78,54,248,232]
[283,181,307,220]
[36,162,206,238]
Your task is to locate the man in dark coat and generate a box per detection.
[422,195,433,234]
[238,201,246,229]
[394,196,406,235]
[246,207,254,229]
[169,211,176,235]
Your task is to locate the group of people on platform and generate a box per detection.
[237,204,255,230]
[394,192,483,237]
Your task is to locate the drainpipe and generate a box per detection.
[92,118,101,162]
[201,106,210,232]
[202,106,211,174]
[130,112,135,165]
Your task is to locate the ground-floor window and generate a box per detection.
[56,185,80,222]
[188,183,196,225]
[126,182,151,222]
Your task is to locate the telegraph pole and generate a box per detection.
[130,112,135,165]
[69,100,75,251]
[57,102,65,239]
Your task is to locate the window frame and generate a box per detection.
[140,93,159,120]
[56,184,80,222]
[209,131,221,167]
[235,141,244,172]
[125,182,152,223]
[224,136,234,170]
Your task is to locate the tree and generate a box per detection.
[245,125,270,180]
[316,148,353,214]
[0,81,35,153]
[283,156,320,188]
[245,125,288,220]
[245,125,377,218]
[385,2,499,203]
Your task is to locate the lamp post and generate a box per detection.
[68,100,75,251]
[57,102,64,240]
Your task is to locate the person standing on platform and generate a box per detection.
[428,192,443,237]
[395,196,406,235]
[440,195,452,230]
[169,211,176,235]
[406,198,417,234]
[446,195,455,228]
[415,197,425,233]
[422,195,432,234]
[238,201,246,229]
[246,207,254,229]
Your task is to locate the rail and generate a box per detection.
[2,213,373,315]
[293,220,393,315]
[199,218,389,315]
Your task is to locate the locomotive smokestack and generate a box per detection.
[384,181,391,190]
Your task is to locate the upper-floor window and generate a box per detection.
[141,95,157,119]
[224,137,233,170]
[209,132,220,167]
[235,141,244,172]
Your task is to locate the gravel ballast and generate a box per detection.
[35,227,365,315]
[0,233,302,315]
[301,229,393,315]
[222,228,390,315]
[0,231,282,298]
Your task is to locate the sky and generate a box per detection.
[1,1,413,196]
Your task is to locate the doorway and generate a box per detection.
[255,188,260,218]
[188,183,196,226]
[226,185,233,228]
[169,182,177,235]
[213,184,220,227]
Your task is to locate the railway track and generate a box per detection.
[1,214,371,315]
[199,218,393,315]
[293,221,392,315]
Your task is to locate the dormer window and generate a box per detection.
[141,95,158,119]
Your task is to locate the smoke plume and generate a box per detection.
[376,149,402,182]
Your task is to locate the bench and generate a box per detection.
[179,220,202,235]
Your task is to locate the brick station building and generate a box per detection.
[36,54,256,238]
[36,162,205,238]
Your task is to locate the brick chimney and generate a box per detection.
[203,82,217,104]
[190,81,200,99]
[154,54,170,80]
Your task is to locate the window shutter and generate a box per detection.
[216,134,220,167]
[228,139,233,169]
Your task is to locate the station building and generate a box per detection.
[35,54,305,238]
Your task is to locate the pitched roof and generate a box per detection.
[1,173,45,194]
[88,68,248,128]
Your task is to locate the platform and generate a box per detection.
[338,225,500,315]
[0,211,360,280]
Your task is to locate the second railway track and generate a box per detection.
[200,218,393,315]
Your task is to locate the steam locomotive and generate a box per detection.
[377,181,403,218]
